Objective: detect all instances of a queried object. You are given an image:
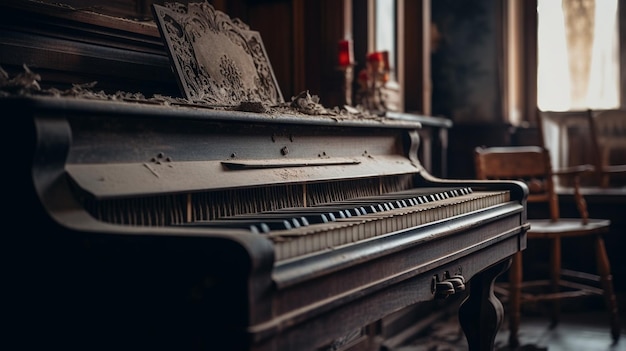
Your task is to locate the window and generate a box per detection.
[537,0,620,112]
[366,0,404,112]
[504,0,623,179]
[532,0,624,182]
[375,0,397,81]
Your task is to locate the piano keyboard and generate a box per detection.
[181,187,510,260]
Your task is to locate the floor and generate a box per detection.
[395,302,626,351]
[493,310,625,351]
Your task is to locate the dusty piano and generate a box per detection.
[6,92,528,351]
[4,1,528,349]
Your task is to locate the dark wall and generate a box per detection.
[431,0,502,124]
[219,0,347,107]
[429,0,515,180]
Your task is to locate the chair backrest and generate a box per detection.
[587,109,626,186]
[474,145,560,221]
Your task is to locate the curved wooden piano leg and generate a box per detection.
[459,259,511,351]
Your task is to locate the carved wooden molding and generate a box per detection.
[153,1,284,106]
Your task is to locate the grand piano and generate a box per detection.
[3,1,529,350]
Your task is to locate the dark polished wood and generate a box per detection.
[0,0,179,96]
[386,111,452,177]
[459,259,511,351]
[586,109,626,188]
[555,186,626,304]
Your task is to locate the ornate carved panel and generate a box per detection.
[153,1,284,105]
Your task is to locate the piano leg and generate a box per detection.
[458,259,511,351]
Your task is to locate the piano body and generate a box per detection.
[6,94,528,350]
[2,2,529,350]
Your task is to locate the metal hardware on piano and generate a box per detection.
[6,94,528,350]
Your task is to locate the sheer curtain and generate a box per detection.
[585,0,620,109]
[537,0,619,112]
[537,0,619,176]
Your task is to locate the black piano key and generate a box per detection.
[174,221,270,234]
[343,207,366,216]
[298,213,330,224]
[265,208,339,223]
[285,218,302,228]
[224,214,308,228]
[405,198,417,206]
[199,219,295,232]
[397,199,409,207]
[365,203,385,213]
[230,219,294,231]
[330,210,346,219]
[263,207,360,230]
[392,199,407,208]
[313,201,368,215]
[334,201,385,213]
[332,206,364,217]
[235,209,328,226]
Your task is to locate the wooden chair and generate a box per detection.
[474,145,620,348]
[586,109,626,187]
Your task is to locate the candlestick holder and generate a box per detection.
[355,51,390,114]
[338,64,355,106]
[337,39,355,107]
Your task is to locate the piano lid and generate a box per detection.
[66,155,419,199]
[3,94,423,200]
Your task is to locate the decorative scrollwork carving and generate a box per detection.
[153,1,284,106]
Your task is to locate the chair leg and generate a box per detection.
[508,251,522,349]
[550,236,561,328]
[601,174,610,188]
[595,235,621,344]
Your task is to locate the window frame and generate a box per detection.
[367,0,405,111]
[505,0,625,127]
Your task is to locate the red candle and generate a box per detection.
[338,39,354,68]
[366,51,384,64]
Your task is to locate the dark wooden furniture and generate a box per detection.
[6,95,529,351]
[539,109,626,188]
[386,111,453,177]
[586,109,626,188]
[474,146,621,349]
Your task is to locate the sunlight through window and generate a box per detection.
[537,0,620,112]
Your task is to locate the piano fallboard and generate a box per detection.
[6,95,529,351]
